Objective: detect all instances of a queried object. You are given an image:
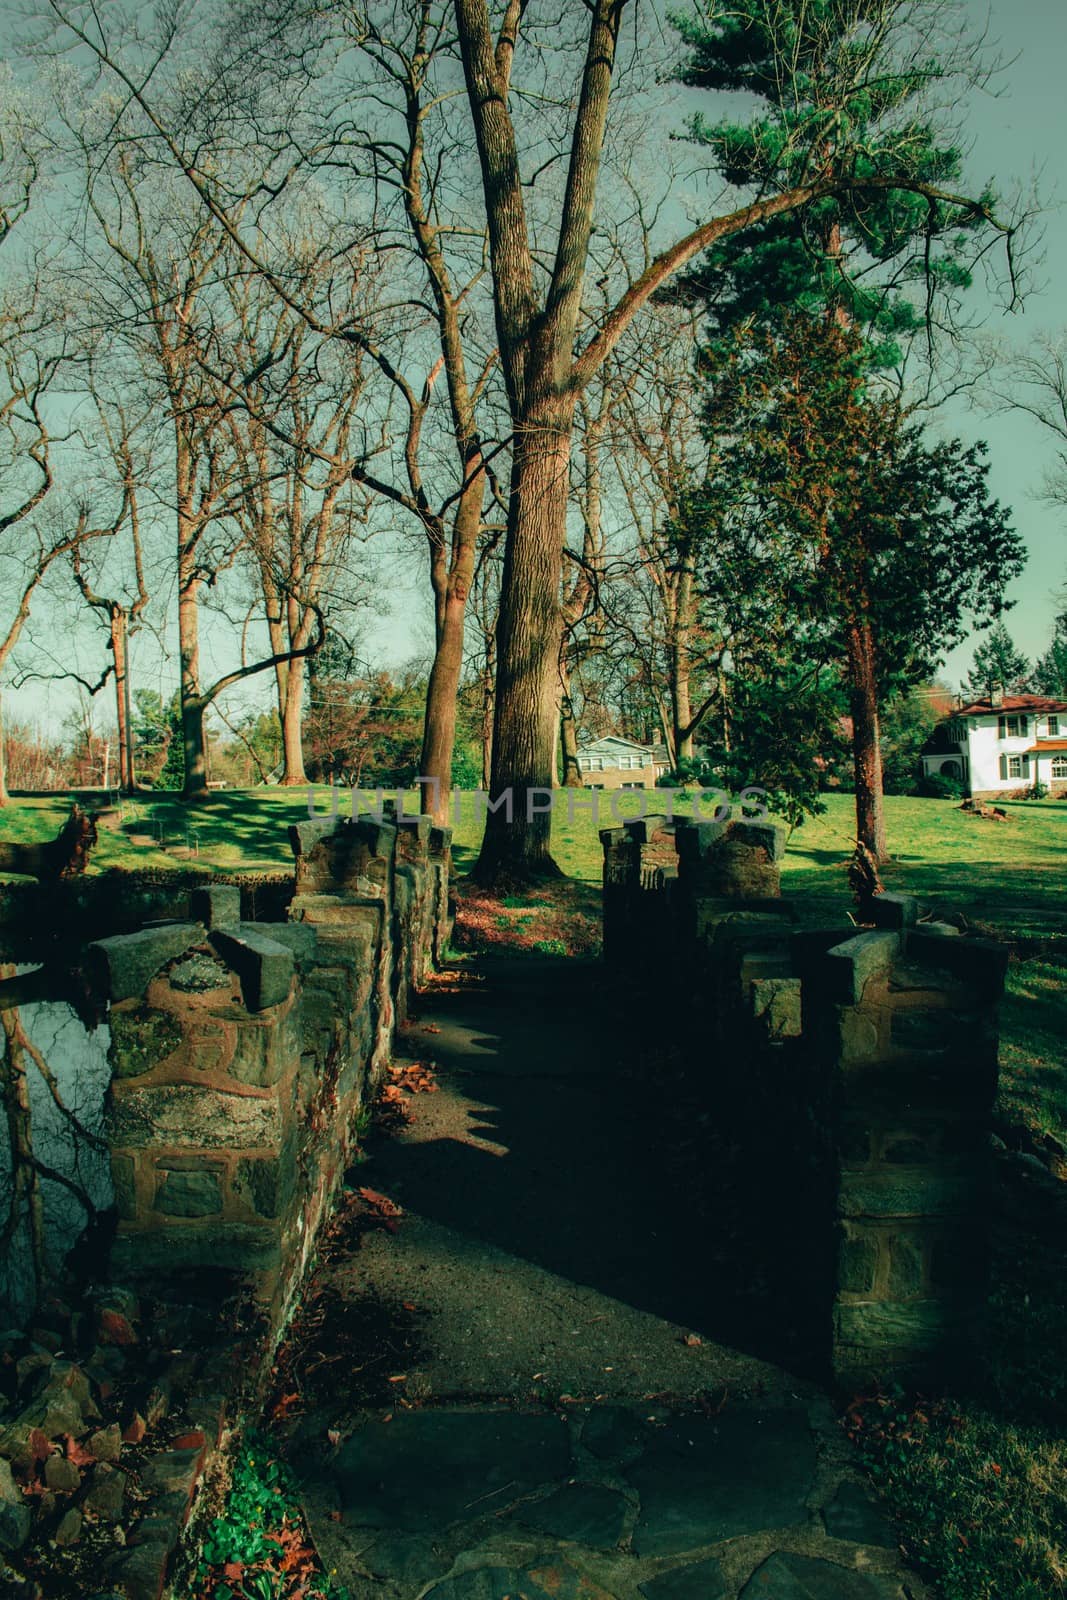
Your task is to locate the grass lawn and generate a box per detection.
[3,786,1064,911]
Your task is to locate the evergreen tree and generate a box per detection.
[1032,608,1067,698]
[963,621,1032,698]
[677,317,1023,857]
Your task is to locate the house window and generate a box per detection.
[1007,755,1025,778]
[997,715,1028,738]
[621,781,646,790]
[1047,716,1060,737]
[1053,757,1067,779]
[578,756,590,771]
[617,754,634,769]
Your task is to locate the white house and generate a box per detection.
[575,735,667,791]
[921,693,1067,798]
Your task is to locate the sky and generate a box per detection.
[931,0,1067,679]
[10,0,1067,740]
[345,0,1067,689]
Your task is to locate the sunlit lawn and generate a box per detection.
[2,786,1064,917]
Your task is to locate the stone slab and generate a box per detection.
[88,924,201,1002]
[580,1405,649,1461]
[822,933,900,1004]
[627,1410,815,1556]
[515,1484,628,1549]
[210,927,294,1011]
[822,1481,896,1549]
[739,1550,898,1598]
[427,1564,615,1600]
[331,1411,572,1532]
[107,1082,279,1149]
[639,1556,728,1600]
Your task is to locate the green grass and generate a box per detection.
[1000,958,1067,1147]
[851,1200,1067,1600]
[5,789,1064,925]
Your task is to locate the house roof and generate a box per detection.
[1026,740,1067,752]
[955,694,1067,717]
[577,735,659,754]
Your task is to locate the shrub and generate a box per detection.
[920,772,966,800]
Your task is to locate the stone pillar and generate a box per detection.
[96,922,301,1293]
[429,825,454,966]
[812,912,1007,1387]
[599,823,643,966]
[288,815,398,1084]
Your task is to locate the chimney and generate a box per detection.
[990,682,1004,708]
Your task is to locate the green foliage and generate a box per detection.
[919,770,965,800]
[675,317,1022,822]
[194,1434,349,1600]
[450,733,483,790]
[1030,605,1067,697]
[880,686,947,794]
[671,0,998,360]
[710,665,845,827]
[964,621,1032,698]
[132,689,184,790]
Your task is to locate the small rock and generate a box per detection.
[89,1424,123,1463]
[94,1289,139,1349]
[143,1381,170,1429]
[55,1506,83,1547]
[16,1348,53,1390]
[122,1413,147,1445]
[41,1363,100,1422]
[45,1454,82,1494]
[40,1393,86,1440]
[0,1499,31,1553]
[84,1465,126,1523]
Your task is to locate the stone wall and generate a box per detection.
[601,816,1007,1389]
[90,814,452,1339]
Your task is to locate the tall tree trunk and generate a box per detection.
[179,572,209,801]
[279,663,306,786]
[846,616,888,865]
[111,609,134,792]
[420,506,479,825]
[475,407,573,881]
[0,694,8,808]
[559,663,581,786]
[670,564,695,765]
[480,646,494,792]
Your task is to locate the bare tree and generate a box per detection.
[219,267,371,784]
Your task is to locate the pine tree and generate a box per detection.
[963,621,1032,698]
[1032,609,1067,698]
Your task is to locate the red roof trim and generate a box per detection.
[955,696,1067,717]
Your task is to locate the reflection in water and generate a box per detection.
[0,966,112,1323]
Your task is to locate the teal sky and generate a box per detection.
[10,0,1067,738]
[934,0,1067,680]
